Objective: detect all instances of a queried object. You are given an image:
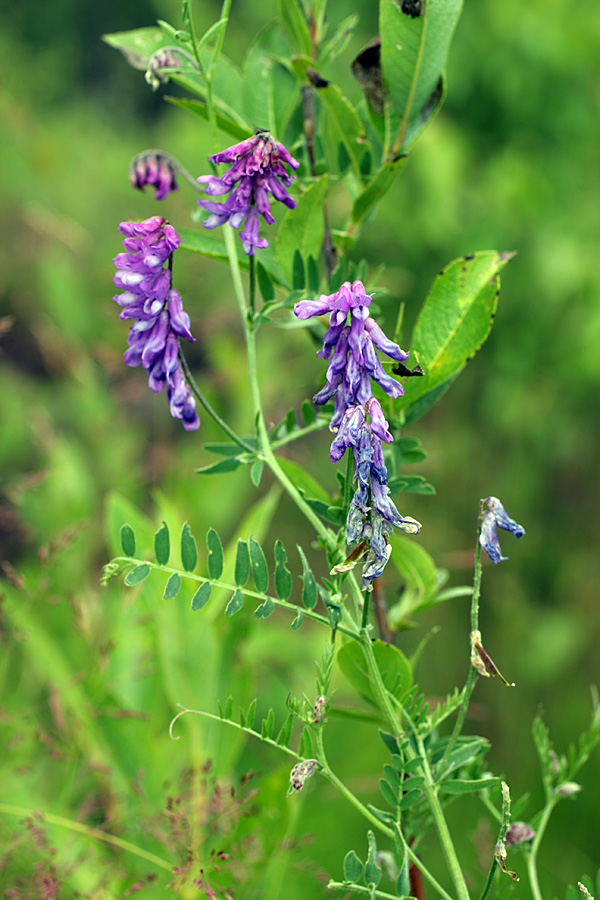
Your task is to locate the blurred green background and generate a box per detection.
[1,0,598,896]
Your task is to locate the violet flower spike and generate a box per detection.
[197,131,300,256]
[130,151,179,201]
[112,216,199,431]
[479,496,525,564]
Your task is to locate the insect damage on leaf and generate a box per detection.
[351,38,384,116]
[399,0,424,17]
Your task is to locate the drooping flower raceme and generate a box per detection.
[112,216,199,431]
[294,281,421,589]
[479,496,525,563]
[129,151,179,201]
[197,131,299,256]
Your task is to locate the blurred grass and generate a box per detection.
[1,0,599,896]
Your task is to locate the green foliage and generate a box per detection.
[337,640,412,710]
[180,522,198,572]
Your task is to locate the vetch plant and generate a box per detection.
[95,1,600,897]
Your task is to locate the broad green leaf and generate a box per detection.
[274,540,292,601]
[343,850,364,884]
[256,260,275,302]
[400,251,515,418]
[440,777,501,794]
[102,26,167,71]
[279,0,312,56]
[249,536,269,593]
[166,96,249,141]
[388,533,437,600]
[379,0,462,150]
[364,831,382,888]
[180,522,198,573]
[225,589,244,616]
[180,227,288,288]
[196,457,245,476]
[351,156,409,228]
[207,528,224,580]
[292,249,305,290]
[297,545,317,611]
[120,523,136,558]
[234,540,250,587]
[191,582,212,610]
[154,521,170,565]
[242,23,297,140]
[301,399,316,425]
[307,256,319,294]
[317,82,369,178]
[277,176,329,285]
[277,457,331,506]
[337,640,413,708]
[163,573,182,600]
[254,598,275,618]
[124,564,150,587]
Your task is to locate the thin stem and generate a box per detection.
[477,782,512,900]
[178,349,255,452]
[0,803,172,872]
[270,418,328,450]
[360,589,370,629]
[526,798,557,900]
[249,253,256,317]
[396,826,456,900]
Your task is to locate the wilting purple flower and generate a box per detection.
[130,151,179,200]
[479,496,525,564]
[294,280,409,435]
[505,823,536,846]
[112,216,199,431]
[197,131,299,255]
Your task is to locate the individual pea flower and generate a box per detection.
[197,131,300,255]
[287,759,320,795]
[312,695,327,724]
[129,151,179,201]
[112,216,199,431]
[479,496,525,564]
[294,280,410,434]
[505,822,536,846]
[556,781,582,798]
[145,48,185,90]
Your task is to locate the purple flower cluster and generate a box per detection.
[295,281,420,588]
[130,151,179,201]
[197,131,299,256]
[479,497,525,563]
[112,216,199,431]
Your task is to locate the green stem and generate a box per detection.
[395,826,456,900]
[477,782,512,900]
[178,349,255,452]
[314,729,393,839]
[0,803,172,872]
[249,252,256,316]
[526,798,557,900]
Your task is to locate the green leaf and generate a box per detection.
[242,23,297,139]
[351,156,409,229]
[301,399,316,425]
[364,831,382,888]
[398,789,422,811]
[234,540,250,587]
[102,26,167,71]
[388,533,437,602]
[277,176,329,285]
[195,456,245,476]
[262,708,275,739]
[163,573,182,600]
[297,545,317,611]
[166,95,249,141]
[255,598,275,619]
[317,82,369,179]
[379,0,462,150]
[400,251,515,419]
[379,777,399,809]
[180,523,198,573]
[154,521,170,565]
[292,249,305,290]
[120,523,136,557]
[276,713,294,746]
[277,457,331,506]
[291,613,303,630]
[440,777,501,795]
[249,536,269,593]
[298,726,314,758]
[124,564,150,587]
[280,0,312,56]
[337,640,413,708]
[388,474,436,495]
[274,540,293,601]
[256,260,275,302]
[379,731,400,756]
[191,582,212,610]
[207,528,224,580]
[383,764,401,791]
[246,699,257,730]
[225,589,244,616]
[343,850,364,884]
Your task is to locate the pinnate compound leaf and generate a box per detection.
[249,536,269,593]
[225,589,244,616]
[343,850,364,884]
[124,564,150,586]
[338,640,413,708]
[191,582,212,610]
[234,540,250,587]
[400,251,515,421]
[274,540,292,601]
[154,521,170,565]
[206,528,224,580]
[297,545,317,610]
[163,573,181,600]
[120,523,136,557]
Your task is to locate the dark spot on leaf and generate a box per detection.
[351,37,384,116]
[464,253,475,260]
[307,67,329,89]
[461,266,467,273]
[399,0,424,17]
[392,362,424,377]
[419,76,443,125]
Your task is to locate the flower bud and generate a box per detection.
[505,822,536,846]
